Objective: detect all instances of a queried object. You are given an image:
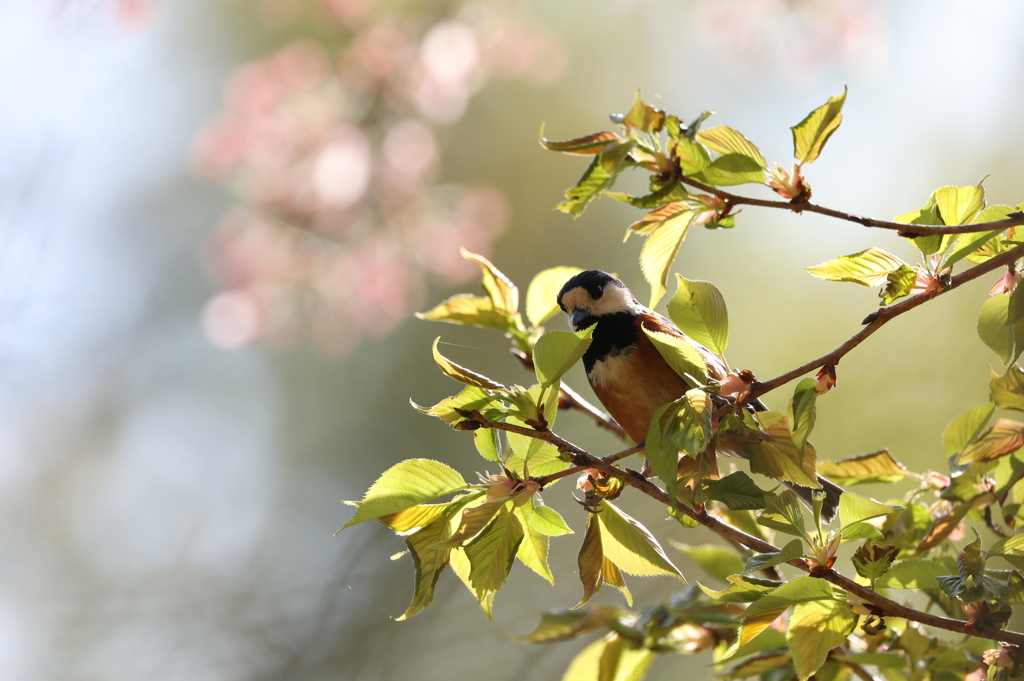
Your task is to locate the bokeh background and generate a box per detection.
[3,0,1024,679]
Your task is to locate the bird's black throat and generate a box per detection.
[581,312,638,373]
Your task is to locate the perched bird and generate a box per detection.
[556,269,841,520]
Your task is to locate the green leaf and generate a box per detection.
[439,498,507,547]
[626,201,693,238]
[933,184,986,227]
[696,126,766,168]
[727,576,834,659]
[641,326,709,384]
[673,543,745,582]
[343,459,468,528]
[597,500,686,580]
[529,505,574,536]
[880,265,917,305]
[416,294,511,330]
[607,182,689,210]
[514,504,553,584]
[945,227,1005,269]
[832,652,906,669]
[526,266,584,327]
[375,501,454,534]
[837,492,904,528]
[748,416,820,489]
[787,595,855,680]
[916,502,971,553]
[540,129,624,155]
[701,471,766,511]
[851,544,900,582]
[397,508,458,620]
[533,326,595,387]
[942,403,996,457]
[743,538,804,575]
[990,533,1024,556]
[757,490,806,538]
[977,292,1024,364]
[727,653,792,679]
[991,365,1024,411]
[512,607,620,643]
[620,90,666,134]
[805,247,907,287]
[561,636,655,681]
[666,275,729,356]
[465,505,524,612]
[414,385,505,426]
[699,574,778,603]
[791,87,847,164]
[955,418,1024,464]
[674,135,711,174]
[692,153,765,186]
[873,559,953,589]
[638,207,697,307]
[816,449,907,485]
[432,338,507,390]
[461,249,519,316]
[557,141,633,217]
[646,389,714,501]
[788,378,817,460]
[473,428,500,461]
[576,515,604,608]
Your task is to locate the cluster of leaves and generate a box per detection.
[341,93,1024,681]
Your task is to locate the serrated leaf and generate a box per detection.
[439,499,507,547]
[540,129,624,155]
[990,533,1024,556]
[728,653,792,679]
[432,338,507,390]
[991,365,1024,411]
[557,141,633,217]
[377,502,454,534]
[576,515,604,608]
[748,417,820,489]
[640,326,709,385]
[743,538,804,575]
[956,419,1024,464]
[607,182,689,210]
[473,428,500,461]
[561,636,654,681]
[839,522,883,541]
[788,378,817,460]
[343,459,468,528]
[725,576,834,660]
[933,184,986,227]
[699,574,778,603]
[880,265,917,305]
[851,544,900,581]
[526,266,584,326]
[415,385,505,426]
[416,294,511,330]
[787,596,855,680]
[791,87,846,164]
[638,209,698,308]
[533,326,595,387]
[805,247,906,287]
[692,153,765,186]
[945,227,1005,269]
[530,505,574,536]
[943,403,996,457]
[697,126,766,168]
[757,490,806,538]
[816,449,907,485]
[398,511,456,620]
[702,471,767,510]
[626,201,694,237]
[673,543,745,582]
[674,135,711,174]
[514,504,553,584]
[620,90,666,134]
[597,500,685,580]
[978,292,1024,364]
[837,492,904,528]
[666,275,729,356]
[465,505,524,607]
[460,249,518,316]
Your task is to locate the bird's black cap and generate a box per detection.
[556,270,625,311]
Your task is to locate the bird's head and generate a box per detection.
[556,270,641,331]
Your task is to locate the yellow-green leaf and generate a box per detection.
[416,294,511,330]
[956,418,1024,464]
[641,325,709,384]
[787,597,855,680]
[530,505,574,536]
[748,417,819,489]
[791,87,847,164]
[992,365,1024,411]
[667,275,729,356]
[465,505,524,605]
[514,504,553,584]
[461,249,518,315]
[526,266,584,326]
[597,500,685,580]
[639,208,697,307]
[697,126,766,168]
[942,403,996,457]
[432,338,507,390]
[837,492,904,528]
[816,450,907,485]
[343,459,468,528]
[533,326,595,387]
[805,247,906,287]
[540,128,624,155]
[933,184,986,227]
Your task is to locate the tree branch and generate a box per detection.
[679,175,1024,236]
[462,411,1024,647]
[743,244,1024,403]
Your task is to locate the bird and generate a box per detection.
[556,269,842,520]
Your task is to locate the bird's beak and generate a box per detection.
[570,308,590,329]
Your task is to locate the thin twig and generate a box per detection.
[679,175,1024,236]
[463,412,1024,647]
[742,244,1024,403]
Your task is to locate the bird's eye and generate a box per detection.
[588,284,604,300]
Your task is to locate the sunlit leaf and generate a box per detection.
[933,184,986,227]
[692,153,765,186]
[619,90,666,134]
[377,502,454,534]
[696,126,766,168]
[977,292,1024,364]
[561,635,654,681]
[701,471,766,511]
[748,417,820,489]
[432,338,507,390]
[576,514,604,608]
[638,208,698,308]
[416,294,511,330]
[414,385,505,426]
[728,653,792,679]
[805,247,906,287]
[465,505,524,613]
[439,499,507,546]
[667,275,729,356]
[791,87,847,164]
[533,326,595,387]
[743,538,804,575]
[461,249,519,316]
[607,182,688,210]
[514,504,553,584]
[946,227,1005,269]
[640,326,709,386]
[397,505,463,620]
[673,543,745,583]
[530,505,575,537]
[787,596,855,680]
[757,490,807,538]
[557,141,633,217]
[851,544,900,582]
[990,533,1024,556]
[880,265,917,305]
[699,574,778,603]
[956,419,1024,464]
[942,403,996,457]
[816,450,907,485]
[916,502,971,553]
[788,378,817,460]
[627,201,694,238]
[991,365,1024,411]
[526,266,584,326]
[540,129,624,155]
[343,459,468,528]
[513,607,623,643]
[874,559,952,588]
[473,428,500,462]
[724,576,833,660]
[597,500,686,580]
[674,135,711,174]
[837,492,903,528]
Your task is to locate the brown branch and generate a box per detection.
[679,175,1024,236]
[462,412,1024,647]
[742,244,1024,404]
